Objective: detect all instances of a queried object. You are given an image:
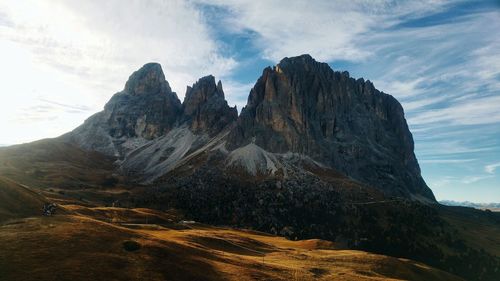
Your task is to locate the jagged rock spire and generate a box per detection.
[181,75,237,135]
[66,63,182,156]
[124,63,173,96]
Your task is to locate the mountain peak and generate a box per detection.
[66,63,182,155]
[182,75,237,135]
[124,62,172,96]
[278,54,315,64]
[276,54,331,74]
[231,55,434,200]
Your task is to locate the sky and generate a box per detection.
[0,0,499,202]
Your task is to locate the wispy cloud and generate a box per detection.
[461,175,495,184]
[38,98,92,113]
[0,0,240,143]
[420,159,476,164]
[485,163,500,174]
[409,96,500,125]
[221,80,254,111]
[431,174,494,187]
[401,95,450,111]
[14,97,93,123]
[0,0,237,97]
[416,139,494,157]
[195,0,455,62]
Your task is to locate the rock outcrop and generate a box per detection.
[63,55,435,202]
[229,55,434,200]
[182,75,237,135]
[65,65,239,158]
[110,62,182,139]
[64,63,182,156]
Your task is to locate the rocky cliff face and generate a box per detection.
[108,63,182,139]
[230,55,433,200]
[182,75,237,135]
[63,55,435,201]
[65,63,182,156]
[64,64,236,158]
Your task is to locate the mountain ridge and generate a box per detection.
[439,200,500,210]
[63,54,435,202]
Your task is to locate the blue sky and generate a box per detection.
[0,0,499,202]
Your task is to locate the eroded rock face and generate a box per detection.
[105,63,182,140]
[64,63,182,156]
[64,55,435,201]
[229,54,434,200]
[181,75,237,135]
[64,66,237,164]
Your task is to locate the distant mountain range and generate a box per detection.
[440,200,500,210]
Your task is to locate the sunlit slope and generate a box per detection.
[0,139,119,189]
[0,176,47,222]
[0,204,463,281]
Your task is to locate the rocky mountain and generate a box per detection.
[63,55,434,201]
[63,66,236,180]
[230,55,433,200]
[64,63,182,156]
[440,200,500,210]
[182,75,238,135]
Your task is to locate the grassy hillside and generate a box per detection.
[0,203,463,281]
[142,174,500,281]
[1,141,499,280]
[0,139,119,189]
[0,176,46,222]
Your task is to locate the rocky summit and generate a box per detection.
[63,55,435,202]
[64,63,182,156]
[182,75,238,135]
[230,55,434,201]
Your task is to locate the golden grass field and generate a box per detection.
[0,176,464,281]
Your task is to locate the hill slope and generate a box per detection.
[0,176,46,222]
[0,139,118,189]
[0,201,463,281]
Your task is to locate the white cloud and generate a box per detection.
[401,95,449,111]
[409,95,500,125]
[194,0,454,62]
[0,0,237,94]
[365,11,500,128]
[461,175,494,184]
[416,139,494,156]
[376,77,427,99]
[430,174,494,187]
[420,159,476,164]
[485,162,500,174]
[220,80,254,112]
[0,0,236,144]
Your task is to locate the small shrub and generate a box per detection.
[123,240,141,252]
